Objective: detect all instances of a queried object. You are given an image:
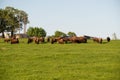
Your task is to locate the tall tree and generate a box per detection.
[7,12,19,37]
[5,6,29,34]
[20,10,29,34]
[0,7,28,37]
[4,7,19,37]
[0,9,9,38]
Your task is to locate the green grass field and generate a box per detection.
[0,39,120,80]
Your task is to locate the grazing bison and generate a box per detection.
[11,38,19,44]
[78,37,87,43]
[61,36,71,43]
[50,37,59,44]
[4,38,11,43]
[27,37,40,44]
[107,37,110,42]
[57,38,64,44]
[27,37,33,44]
[51,36,87,44]
[69,36,87,43]
[34,37,39,44]
[93,37,102,44]
[39,37,45,43]
[51,37,68,44]
[4,35,19,43]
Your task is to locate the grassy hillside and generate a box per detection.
[0,39,120,80]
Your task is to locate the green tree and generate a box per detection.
[54,30,66,37]
[17,10,29,34]
[0,7,28,37]
[27,27,46,37]
[34,27,40,37]
[0,9,10,38]
[26,27,34,36]
[0,9,5,37]
[7,12,19,37]
[67,31,76,37]
[38,28,46,37]
[5,6,29,34]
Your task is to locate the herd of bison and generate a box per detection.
[3,35,111,44]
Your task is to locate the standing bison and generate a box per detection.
[27,37,45,44]
[27,37,39,44]
[27,37,34,44]
[92,37,102,44]
[69,36,87,43]
[50,36,87,44]
[4,38,11,43]
[11,38,19,44]
[106,37,110,42]
[50,37,60,44]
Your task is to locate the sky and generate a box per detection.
[0,0,120,38]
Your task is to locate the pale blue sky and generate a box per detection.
[0,0,120,38]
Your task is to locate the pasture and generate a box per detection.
[0,39,120,80]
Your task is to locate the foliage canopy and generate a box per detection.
[27,27,46,37]
[54,30,66,37]
[0,6,29,37]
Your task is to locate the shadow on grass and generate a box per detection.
[102,42,110,44]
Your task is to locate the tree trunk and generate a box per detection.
[11,30,14,37]
[24,24,26,34]
[2,31,5,38]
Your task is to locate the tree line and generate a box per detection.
[27,27,76,37]
[0,6,29,38]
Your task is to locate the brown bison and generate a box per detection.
[57,38,64,44]
[34,37,39,44]
[50,37,59,44]
[69,36,87,43]
[93,37,102,44]
[11,38,19,44]
[4,38,11,43]
[78,37,87,43]
[106,37,110,42]
[50,37,69,44]
[27,37,40,44]
[50,36,87,44]
[39,37,45,43]
[27,37,45,44]
[61,36,71,43]
[27,37,34,44]
[4,35,17,43]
